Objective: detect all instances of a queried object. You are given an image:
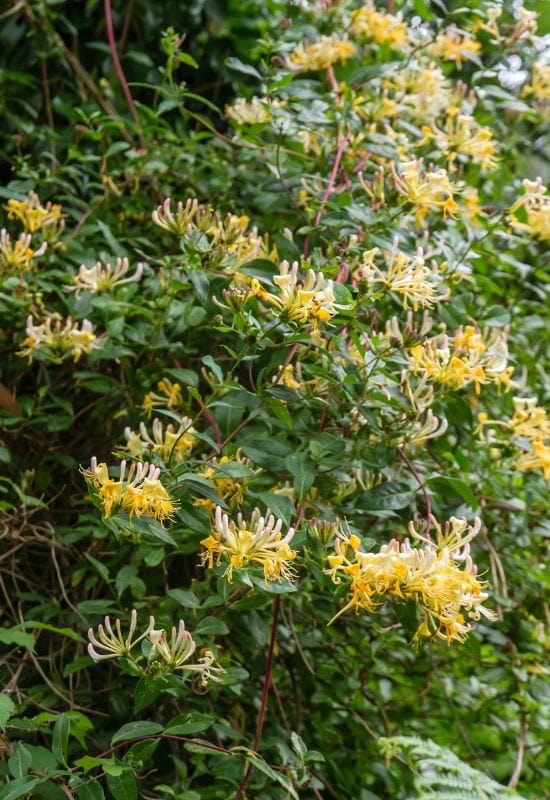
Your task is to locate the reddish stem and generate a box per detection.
[303,137,348,258]
[326,64,339,93]
[104,0,146,151]
[233,595,281,800]
[397,446,431,535]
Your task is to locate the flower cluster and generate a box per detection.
[409,325,512,395]
[19,315,100,363]
[5,191,64,240]
[509,178,549,241]
[87,610,223,685]
[326,516,495,644]
[200,506,297,583]
[252,260,337,325]
[152,197,275,269]
[72,257,143,294]
[195,452,256,513]
[422,110,498,171]
[429,28,481,69]
[393,159,459,226]
[477,397,550,480]
[226,96,283,125]
[350,4,407,48]
[124,417,197,464]
[288,35,355,72]
[352,243,448,311]
[82,458,177,521]
[142,378,185,417]
[0,228,47,274]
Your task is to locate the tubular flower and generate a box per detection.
[0,229,47,273]
[394,159,459,226]
[148,621,224,684]
[142,378,185,417]
[382,63,451,120]
[288,35,355,72]
[252,260,337,325]
[19,315,100,363]
[477,398,550,480]
[124,417,197,464]
[195,452,256,513]
[5,192,65,240]
[409,326,512,395]
[522,61,550,117]
[351,4,408,48]
[226,96,283,125]
[72,257,143,294]
[326,516,495,644]
[400,409,448,446]
[152,197,199,235]
[200,506,297,583]
[422,110,498,170]
[353,242,448,311]
[88,609,154,661]
[509,178,550,242]
[81,458,177,521]
[429,28,481,69]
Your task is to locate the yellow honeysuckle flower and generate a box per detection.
[82,457,177,521]
[200,505,297,583]
[429,28,481,70]
[19,315,100,363]
[422,110,498,170]
[327,516,495,644]
[0,228,47,273]
[142,378,185,418]
[288,35,355,72]
[509,178,550,242]
[226,96,284,125]
[393,159,460,226]
[252,260,337,326]
[351,4,408,48]
[5,191,65,239]
[124,417,197,464]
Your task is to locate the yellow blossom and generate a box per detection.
[422,109,498,170]
[200,506,297,583]
[19,315,100,363]
[327,516,495,644]
[409,325,512,395]
[0,228,47,273]
[353,242,448,311]
[383,63,451,120]
[5,191,65,240]
[124,417,197,464]
[194,452,255,512]
[142,378,185,417]
[429,28,481,69]
[71,257,143,294]
[82,457,177,521]
[226,96,283,125]
[394,159,460,226]
[288,35,355,72]
[509,178,550,242]
[252,260,337,325]
[351,4,408,48]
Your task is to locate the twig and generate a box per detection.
[397,446,431,535]
[104,0,146,151]
[233,595,281,800]
[303,136,348,258]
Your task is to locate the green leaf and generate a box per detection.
[73,778,106,800]
[111,721,163,746]
[225,57,262,80]
[134,676,169,713]
[0,630,36,652]
[105,770,137,800]
[168,588,201,608]
[243,751,299,798]
[194,617,229,636]
[0,777,41,800]
[52,713,70,767]
[427,476,478,510]
[8,743,31,779]
[360,481,415,511]
[0,694,15,732]
[165,711,215,735]
[285,453,315,501]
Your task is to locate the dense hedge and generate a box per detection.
[0,2,548,799]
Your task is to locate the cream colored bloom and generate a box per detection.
[509,178,550,242]
[351,4,408,48]
[19,315,99,363]
[288,35,355,72]
[226,96,283,125]
[393,159,460,226]
[148,621,224,684]
[124,417,196,464]
[152,197,199,235]
[253,260,337,325]
[82,457,176,521]
[422,110,498,170]
[327,516,495,644]
[353,242,448,311]
[0,228,47,272]
[201,506,297,583]
[88,609,154,661]
[72,257,143,294]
